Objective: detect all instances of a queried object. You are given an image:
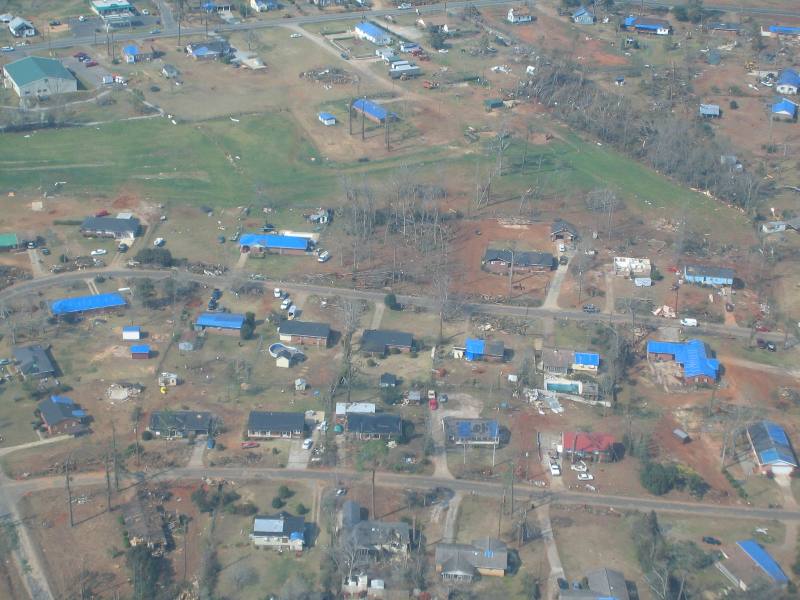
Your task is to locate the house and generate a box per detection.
[123,496,167,555]
[247,411,305,439]
[340,501,411,562]
[646,339,720,385]
[541,348,574,375]
[361,330,413,355]
[347,413,402,440]
[683,264,734,286]
[91,0,134,18]
[278,320,330,347]
[352,98,397,124]
[123,44,140,64]
[623,15,672,35]
[162,64,179,79]
[202,1,233,12]
[706,22,741,34]
[354,22,391,45]
[482,249,554,273]
[158,372,179,387]
[772,98,798,120]
[544,377,599,399]
[50,292,127,316]
[251,513,305,551]
[342,575,407,599]
[8,17,35,37]
[572,7,595,25]
[0,233,18,251]
[37,396,89,436]
[3,57,77,98]
[251,0,279,10]
[562,432,617,462]
[746,421,797,476]
[130,344,150,359]
[761,25,800,38]
[776,69,800,95]
[318,112,336,126]
[195,312,245,333]
[550,220,579,241]
[442,418,500,447]
[761,221,787,234]
[435,539,508,582]
[613,256,651,277]
[717,540,788,591]
[12,345,57,379]
[185,40,233,60]
[80,215,141,239]
[507,8,533,24]
[335,403,376,425]
[148,411,213,438]
[453,338,505,362]
[122,326,141,341]
[239,233,312,255]
[559,568,630,600]
[573,352,600,373]
[700,103,721,117]
[379,373,397,388]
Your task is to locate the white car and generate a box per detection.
[317,250,331,263]
[280,298,292,310]
[577,473,594,481]
[142,8,149,15]
[90,249,107,256]
[0,46,14,52]
[438,48,449,53]
[570,462,587,473]
[273,287,282,298]
[302,438,313,450]
[680,317,698,327]
[398,2,413,8]
[154,237,165,247]
[290,33,303,38]
[549,461,561,476]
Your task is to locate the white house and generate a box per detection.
[122,326,141,341]
[507,8,533,24]
[354,22,391,45]
[8,17,35,37]
[250,514,306,551]
[613,256,651,276]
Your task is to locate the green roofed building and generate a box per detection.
[3,56,77,98]
[0,234,18,250]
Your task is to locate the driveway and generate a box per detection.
[543,256,570,309]
[63,56,110,89]
[287,437,312,470]
[429,393,482,479]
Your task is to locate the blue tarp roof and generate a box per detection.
[573,7,593,18]
[355,22,390,40]
[647,339,719,379]
[130,345,150,354]
[456,419,499,439]
[71,409,87,417]
[352,98,396,122]
[465,338,484,356]
[318,112,335,120]
[123,326,140,332]
[737,540,788,583]
[51,395,74,405]
[769,25,800,35]
[778,68,800,87]
[123,44,139,55]
[51,292,126,315]
[623,16,637,27]
[747,421,797,467]
[196,312,245,329]
[773,98,798,117]
[239,233,309,250]
[574,352,600,367]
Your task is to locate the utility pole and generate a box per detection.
[507,249,515,300]
[371,468,376,518]
[112,420,119,490]
[65,457,74,528]
[361,101,366,141]
[183,520,188,581]
[105,453,112,512]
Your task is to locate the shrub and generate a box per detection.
[141,430,153,441]
[271,497,285,509]
[729,100,739,110]
[277,485,293,499]
[296,502,309,515]
[384,293,399,310]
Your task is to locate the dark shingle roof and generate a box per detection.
[586,568,630,600]
[38,396,86,427]
[278,320,330,339]
[435,538,508,573]
[80,216,141,236]
[361,329,413,353]
[148,411,213,433]
[483,249,554,269]
[347,413,402,435]
[12,345,56,377]
[551,219,579,237]
[684,264,735,281]
[247,411,305,433]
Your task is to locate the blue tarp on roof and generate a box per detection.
[747,421,797,467]
[71,409,87,417]
[289,531,304,541]
[769,25,800,35]
[239,233,309,250]
[51,292,126,315]
[574,352,600,367]
[464,338,484,361]
[456,420,499,439]
[123,44,139,55]
[355,22,390,41]
[196,312,245,330]
[51,395,74,405]
[737,540,788,583]
[773,98,798,118]
[623,16,637,27]
[352,98,396,122]
[778,68,800,88]
[122,326,140,333]
[647,339,719,379]
[318,112,335,121]
[130,345,150,354]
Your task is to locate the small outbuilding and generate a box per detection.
[318,112,336,126]
[122,326,141,341]
[772,98,798,121]
[699,103,721,118]
[130,344,150,359]
[379,373,397,388]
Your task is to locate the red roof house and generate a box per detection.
[562,432,617,462]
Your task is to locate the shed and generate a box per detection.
[352,98,396,124]
[318,112,336,126]
[51,292,126,316]
[130,344,150,359]
[484,98,504,111]
[673,428,691,443]
[0,233,18,250]
[699,103,720,117]
[572,7,595,25]
[379,373,397,388]
[195,312,245,332]
[122,326,141,341]
[162,64,179,79]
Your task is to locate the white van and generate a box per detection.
[280,298,291,310]
[549,461,561,476]
[317,250,331,263]
[680,318,698,327]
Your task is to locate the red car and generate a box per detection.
[755,325,771,332]
[86,61,98,67]
[241,441,260,449]
[95,209,109,217]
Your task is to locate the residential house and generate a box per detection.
[122,326,142,341]
[646,339,720,385]
[717,540,788,591]
[347,413,402,440]
[123,44,140,64]
[251,0,279,10]
[158,372,179,387]
[239,233,312,255]
[123,496,167,556]
[185,40,233,60]
[700,103,721,117]
[453,338,505,362]
[50,292,127,317]
[3,56,77,98]
[572,7,595,25]
[482,249,554,273]
[147,411,213,438]
[354,22,391,45]
[201,1,233,12]
[442,418,500,447]
[379,373,397,388]
[37,395,89,436]
[746,421,797,476]
[360,329,413,355]
[340,501,411,562]
[544,377,599,400]
[12,344,57,379]
[550,219,579,241]
[683,264,734,286]
[435,538,508,582]
[335,403,376,426]
[761,25,800,38]
[623,15,672,35]
[8,17,35,37]
[706,22,741,34]
[776,68,800,95]
[572,352,600,374]
[507,8,533,24]
[562,431,617,462]
[195,312,245,334]
[541,348,574,375]
[278,320,330,347]
[613,256,651,277]
[559,568,630,600]
[250,513,306,551]
[247,411,305,439]
[772,98,798,121]
[80,215,141,239]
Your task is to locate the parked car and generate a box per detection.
[439,393,448,404]
[766,341,777,352]
[211,288,222,301]
[398,2,413,8]
[336,487,348,496]
[559,255,568,265]
[570,461,587,472]
[577,473,594,481]
[290,32,302,38]
[583,304,599,313]
[680,317,698,327]
[302,438,313,450]
[241,441,260,449]
[206,438,215,449]
[756,338,767,350]
[725,303,735,313]
[85,61,98,67]
[207,299,217,311]
[317,250,331,263]
[118,243,128,252]
[1,46,15,53]
[149,29,160,34]
[154,237,165,247]
[40,248,50,255]
[273,287,282,298]
[702,536,722,545]
[280,298,292,310]
[90,249,107,256]
[557,578,569,591]
[549,461,561,476]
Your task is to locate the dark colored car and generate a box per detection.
[766,341,777,352]
[207,299,218,311]
[86,61,98,67]
[725,303,735,313]
[40,247,50,255]
[211,289,222,301]
[261,223,275,232]
[756,339,767,350]
[557,578,569,590]
[755,325,771,332]
[702,536,722,545]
